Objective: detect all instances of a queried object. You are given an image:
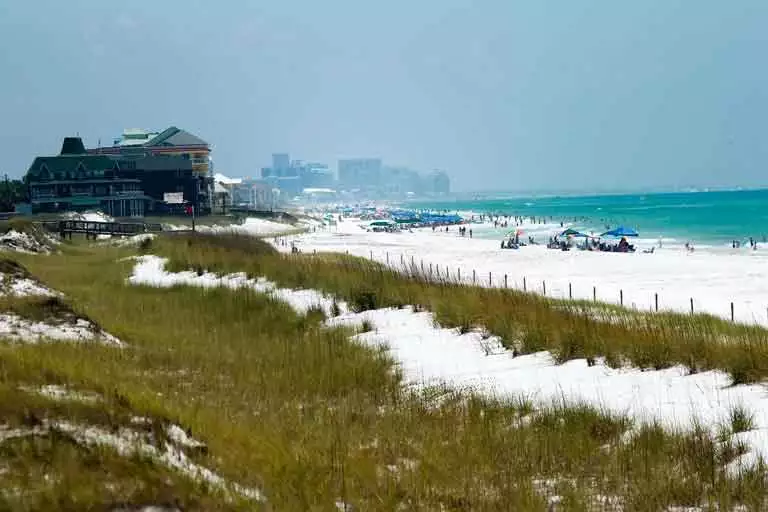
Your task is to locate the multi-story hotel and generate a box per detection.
[25,126,213,216]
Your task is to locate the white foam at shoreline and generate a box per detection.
[281,218,768,326]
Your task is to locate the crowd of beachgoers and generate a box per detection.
[310,204,654,255]
[305,203,768,257]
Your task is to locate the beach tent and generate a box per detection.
[601,226,639,237]
[369,220,395,227]
[560,228,587,237]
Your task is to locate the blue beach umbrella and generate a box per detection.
[601,226,639,237]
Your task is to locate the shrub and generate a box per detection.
[350,287,377,312]
[138,237,153,254]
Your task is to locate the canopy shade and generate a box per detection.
[601,226,639,237]
[560,228,587,237]
[369,220,395,226]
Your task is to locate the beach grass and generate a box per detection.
[0,235,763,509]
[156,233,768,386]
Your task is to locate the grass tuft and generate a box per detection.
[728,405,755,434]
[359,319,374,333]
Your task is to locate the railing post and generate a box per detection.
[523,277,527,292]
[543,280,546,296]
[690,298,694,315]
[731,302,734,322]
[569,282,572,299]
[655,293,658,312]
[593,286,596,302]
[489,272,492,286]
[386,252,389,264]
[504,274,508,288]
[620,289,623,306]
[473,269,476,284]
[458,268,461,281]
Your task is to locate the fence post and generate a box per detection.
[569,282,572,299]
[690,298,694,315]
[543,280,546,296]
[458,268,461,281]
[731,302,734,322]
[313,249,316,255]
[620,289,623,306]
[370,250,373,260]
[489,272,492,286]
[473,269,476,284]
[421,260,424,274]
[386,252,389,264]
[655,293,658,312]
[401,254,404,265]
[523,277,527,292]
[429,263,433,276]
[504,274,508,288]
[593,286,596,302]
[436,265,440,278]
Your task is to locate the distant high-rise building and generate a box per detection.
[428,170,450,195]
[301,162,334,189]
[338,158,382,190]
[382,167,423,196]
[272,153,290,176]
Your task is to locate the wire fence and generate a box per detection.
[274,236,766,326]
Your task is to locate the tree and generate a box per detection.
[0,177,28,212]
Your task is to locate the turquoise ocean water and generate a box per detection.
[410,189,768,248]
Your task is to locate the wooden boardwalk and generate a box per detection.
[41,220,165,238]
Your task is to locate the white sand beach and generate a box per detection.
[284,217,768,326]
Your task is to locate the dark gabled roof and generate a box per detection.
[145,126,208,147]
[28,155,120,174]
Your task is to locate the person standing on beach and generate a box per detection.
[469,229,473,238]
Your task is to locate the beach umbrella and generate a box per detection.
[369,220,395,227]
[601,226,639,237]
[560,228,586,237]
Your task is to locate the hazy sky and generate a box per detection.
[1,1,766,192]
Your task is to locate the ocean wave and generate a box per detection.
[615,203,712,212]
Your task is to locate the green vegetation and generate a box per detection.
[156,233,768,386]
[0,234,761,509]
[0,179,27,213]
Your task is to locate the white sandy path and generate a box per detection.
[198,217,298,236]
[284,218,768,326]
[129,255,346,317]
[128,256,768,474]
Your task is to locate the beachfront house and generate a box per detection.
[24,127,214,216]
